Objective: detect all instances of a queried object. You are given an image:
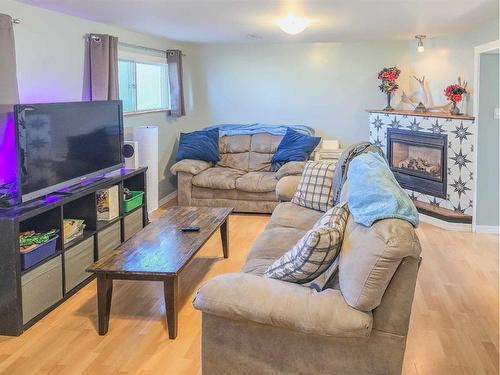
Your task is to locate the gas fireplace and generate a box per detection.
[387,129,447,199]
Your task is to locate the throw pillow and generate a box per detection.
[291,160,337,212]
[271,128,321,171]
[264,202,349,284]
[175,128,219,162]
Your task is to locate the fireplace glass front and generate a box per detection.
[387,129,447,198]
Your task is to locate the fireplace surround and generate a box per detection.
[387,129,447,198]
[368,109,475,227]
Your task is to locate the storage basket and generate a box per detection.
[123,191,144,213]
[21,235,59,270]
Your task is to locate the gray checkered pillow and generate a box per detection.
[264,203,349,284]
[291,161,337,212]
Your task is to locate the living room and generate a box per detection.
[0,0,498,374]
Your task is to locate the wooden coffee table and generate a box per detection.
[87,206,232,339]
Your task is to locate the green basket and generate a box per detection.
[123,191,144,213]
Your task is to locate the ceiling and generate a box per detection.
[16,0,499,43]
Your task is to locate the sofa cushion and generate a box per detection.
[217,133,284,172]
[248,133,283,172]
[264,203,349,284]
[192,167,244,190]
[266,202,323,231]
[242,227,306,275]
[275,161,307,180]
[271,128,321,170]
[235,172,277,193]
[193,272,372,338]
[192,186,277,202]
[275,175,301,202]
[339,215,421,311]
[170,159,212,176]
[292,161,336,212]
[176,128,220,162]
[218,135,251,171]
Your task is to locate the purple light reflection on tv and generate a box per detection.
[0,107,19,199]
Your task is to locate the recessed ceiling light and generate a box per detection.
[277,15,311,35]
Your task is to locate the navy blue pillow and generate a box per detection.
[271,128,321,169]
[176,128,220,162]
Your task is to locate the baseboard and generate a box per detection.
[474,225,500,234]
[158,190,177,207]
[419,213,472,232]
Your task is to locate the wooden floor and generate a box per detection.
[0,203,498,374]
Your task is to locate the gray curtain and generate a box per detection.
[89,33,119,101]
[167,49,185,117]
[0,14,19,105]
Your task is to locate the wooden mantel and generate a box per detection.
[366,109,475,121]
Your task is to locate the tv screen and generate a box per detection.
[15,101,123,201]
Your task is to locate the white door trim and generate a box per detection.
[472,40,500,232]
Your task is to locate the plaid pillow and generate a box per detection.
[291,161,337,212]
[264,203,349,284]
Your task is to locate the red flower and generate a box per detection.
[452,94,462,103]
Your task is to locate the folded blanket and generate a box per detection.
[204,123,314,137]
[331,142,384,205]
[347,152,419,227]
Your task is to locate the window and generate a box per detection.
[118,48,170,114]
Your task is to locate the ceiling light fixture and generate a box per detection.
[277,15,311,35]
[415,35,426,53]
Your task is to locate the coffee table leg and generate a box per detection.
[164,276,178,339]
[220,218,229,259]
[97,273,113,335]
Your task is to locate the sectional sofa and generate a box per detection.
[193,166,422,374]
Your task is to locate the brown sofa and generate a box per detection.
[193,179,422,374]
[170,133,305,213]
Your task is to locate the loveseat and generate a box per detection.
[170,132,305,213]
[193,169,422,374]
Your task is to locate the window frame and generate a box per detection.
[118,48,171,115]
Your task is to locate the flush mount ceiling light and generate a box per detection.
[277,15,311,35]
[415,35,426,53]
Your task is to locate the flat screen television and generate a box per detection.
[14,100,124,202]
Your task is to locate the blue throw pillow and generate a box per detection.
[176,128,219,162]
[271,128,321,170]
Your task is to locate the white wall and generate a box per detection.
[195,42,411,146]
[476,53,499,227]
[1,0,210,200]
[192,19,499,146]
[408,19,499,115]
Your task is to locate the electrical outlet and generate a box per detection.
[495,108,500,120]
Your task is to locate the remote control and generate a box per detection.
[181,226,200,232]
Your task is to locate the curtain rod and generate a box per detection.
[87,35,185,56]
[119,41,186,57]
[119,41,167,56]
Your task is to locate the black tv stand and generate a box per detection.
[0,167,148,336]
[53,175,111,196]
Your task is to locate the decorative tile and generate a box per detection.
[369,112,475,216]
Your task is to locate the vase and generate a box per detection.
[384,92,394,111]
[450,102,461,115]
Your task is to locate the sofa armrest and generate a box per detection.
[276,175,301,201]
[170,159,212,176]
[275,161,306,180]
[193,272,372,338]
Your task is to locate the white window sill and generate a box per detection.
[123,109,171,117]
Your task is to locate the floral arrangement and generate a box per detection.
[444,83,467,103]
[378,66,401,93]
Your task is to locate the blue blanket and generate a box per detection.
[204,123,314,137]
[347,152,419,227]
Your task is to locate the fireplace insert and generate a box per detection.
[387,129,447,198]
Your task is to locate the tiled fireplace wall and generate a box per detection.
[369,112,475,215]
